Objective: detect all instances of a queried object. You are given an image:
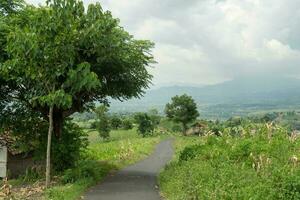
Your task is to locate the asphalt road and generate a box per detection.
[84,139,174,200]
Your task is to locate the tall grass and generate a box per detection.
[160,123,300,200]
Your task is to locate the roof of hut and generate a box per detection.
[0,132,23,155]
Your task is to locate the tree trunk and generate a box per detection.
[46,106,53,188]
[53,110,63,139]
[182,123,188,136]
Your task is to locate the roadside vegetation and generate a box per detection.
[159,119,300,200]
[45,129,160,200]
[2,1,300,200]
[5,128,160,200]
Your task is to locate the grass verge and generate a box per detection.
[5,129,160,200]
[159,124,300,200]
[44,129,160,200]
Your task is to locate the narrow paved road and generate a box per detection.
[84,139,174,200]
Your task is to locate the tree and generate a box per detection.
[0,0,24,16]
[148,109,161,127]
[95,105,111,140]
[1,0,154,139]
[134,112,155,137]
[110,115,122,130]
[165,94,199,136]
[0,0,25,110]
[1,0,154,186]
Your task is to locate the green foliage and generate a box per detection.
[122,118,134,130]
[35,120,88,172]
[20,167,43,183]
[261,112,279,122]
[132,109,162,136]
[98,119,110,139]
[179,144,203,162]
[46,161,113,200]
[160,123,300,200]
[165,94,199,134]
[95,105,111,139]
[110,115,122,130]
[90,120,97,129]
[62,160,110,184]
[45,130,159,200]
[171,124,183,132]
[0,105,88,173]
[148,109,161,127]
[158,118,182,133]
[0,0,24,15]
[0,103,48,152]
[86,131,160,165]
[134,112,155,137]
[1,0,154,122]
[53,122,88,172]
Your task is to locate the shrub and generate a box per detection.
[97,118,110,139]
[62,160,100,184]
[90,120,97,129]
[36,120,88,172]
[110,115,122,130]
[21,166,44,183]
[122,119,133,130]
[95,105,111,139]
[179,144,203,161]
[172,124,182,132]
[134,112,155,137]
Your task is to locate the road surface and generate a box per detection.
[84,139,174,200]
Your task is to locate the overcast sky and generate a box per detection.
[25,0,300,87]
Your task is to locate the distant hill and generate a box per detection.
[110,75,300,119]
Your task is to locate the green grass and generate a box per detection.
[87,128,142,144]
[45,163,113,200]
[46,178,103,200]
[44,129,160,200]
[159,124,300,200]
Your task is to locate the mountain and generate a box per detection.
[110,75,300,119]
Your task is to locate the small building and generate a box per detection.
[0,133,37,178]
[0,140,7,178]
[186,122,208,136]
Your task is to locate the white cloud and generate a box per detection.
[25,0,300,86]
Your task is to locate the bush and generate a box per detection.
[95,105,111,139]
[172,124,182,132]
[110,115,122,130]
[97,118,111,139]
[53,122,88,172]
[62,160,100,184]
[134,112,155,137]
[20,166,44,183]
[36,120,88,172]
[179,144,203,161]
[90,120,97,129]
[122,118,133,130]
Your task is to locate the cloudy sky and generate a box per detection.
[25,0,300,87]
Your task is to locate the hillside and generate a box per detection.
[110,76,300,119]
